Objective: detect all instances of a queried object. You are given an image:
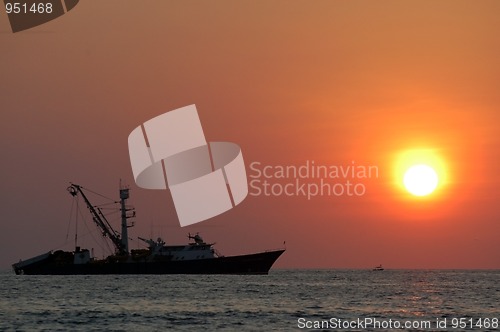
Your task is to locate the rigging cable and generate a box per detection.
[65,197,75,242]
[75,198,78,248]
[79,185,116,202]
[75,197,114,256]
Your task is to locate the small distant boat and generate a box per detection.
[372,264,384,271]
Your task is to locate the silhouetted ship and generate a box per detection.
[12,184,285,275]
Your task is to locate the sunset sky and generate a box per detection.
[1,1,499,270]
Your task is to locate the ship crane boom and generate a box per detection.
[68,184,128,255]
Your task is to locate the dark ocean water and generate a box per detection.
[0,270,499,331]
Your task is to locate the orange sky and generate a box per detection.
[1,1,499,269]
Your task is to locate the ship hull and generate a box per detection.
[13,250,285,275]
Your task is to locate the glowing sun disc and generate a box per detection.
[403,164,439,196]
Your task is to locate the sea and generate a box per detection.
[0,270,499,331]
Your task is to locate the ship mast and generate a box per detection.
[120,186,135,253]
[68,184,134,255]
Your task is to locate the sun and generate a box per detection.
[403,164,439,196]
[393,148,448,199]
